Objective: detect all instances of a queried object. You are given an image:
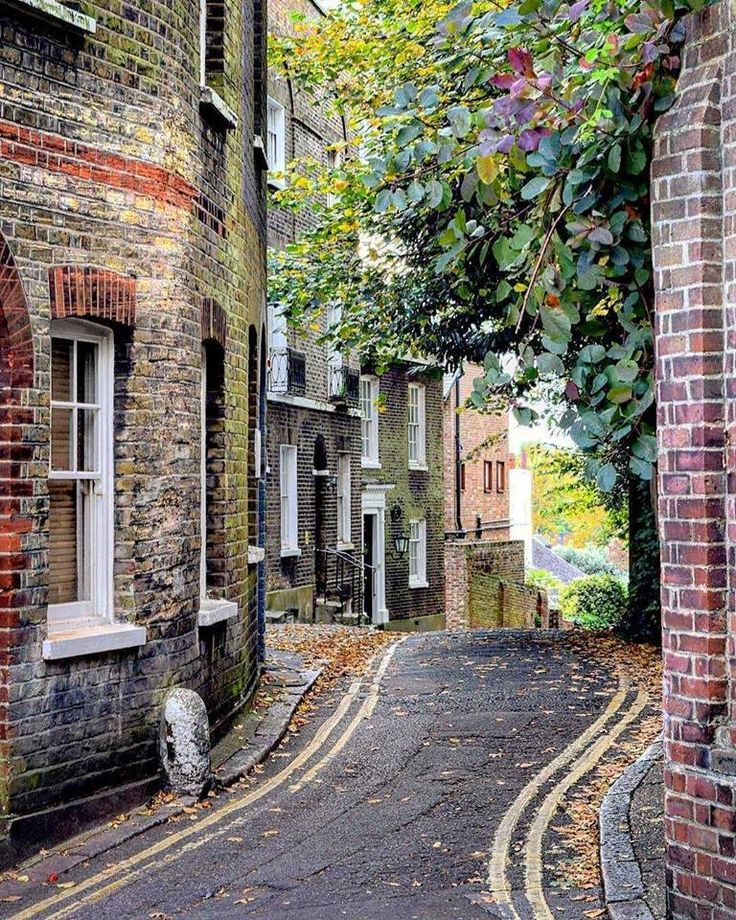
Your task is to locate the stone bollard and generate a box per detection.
[160,688,212,797]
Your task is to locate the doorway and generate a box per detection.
[361,486,389,625]
[363,513,375,621]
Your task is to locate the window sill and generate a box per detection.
[200,85,238,130]
[7,0,96,33]
[281,547,302,558]
[43,620,146,661]
[337,541,355,552]
[408,462,428,472]
[198,598,239,628]
[361,459,381,470]
[409,580,429,590]
[268,176,287,190]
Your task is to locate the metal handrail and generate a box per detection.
[316,546,374,570]
[445,518,511,540]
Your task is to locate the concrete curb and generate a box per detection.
[599,738,662,920]
[0,654,320,893]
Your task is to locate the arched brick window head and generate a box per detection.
[49,266,136,327]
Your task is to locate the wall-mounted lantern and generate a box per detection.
[394,531,410,556]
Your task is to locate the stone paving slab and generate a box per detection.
[599,739,664,920]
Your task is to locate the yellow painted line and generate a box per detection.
[524,689,649,920]
[486,680,628,918]
[292,637,402,791]
[14,641,402,920]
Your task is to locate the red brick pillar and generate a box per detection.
[652,4,736,916]
[444,542,469,629]
[0,237,35,814]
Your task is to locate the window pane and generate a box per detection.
[51,407,74,471]
[77,409,98,472]
[76,340,97,404]
[48,479,78,605]
[51,338,72,402]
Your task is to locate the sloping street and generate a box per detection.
[1,630,658,920]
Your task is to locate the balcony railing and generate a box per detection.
[328,364,359,406]
[268,347,306,396]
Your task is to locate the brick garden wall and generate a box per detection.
[0,0,265,854]
[445,540,543,630]
[652,3,736,915]
[443,364,510,539]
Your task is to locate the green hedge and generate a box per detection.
[560,574,627,630]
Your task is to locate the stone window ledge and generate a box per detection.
[361,459,381,470]
[408,462,428,472]
[409,580,429,590]
[337,542,355,552]
[43,620,146,661]
[200,86,238,130]
[248,545,265,565]
[198,598,239,628]
[8,0,96,33]
[280,547,302,559]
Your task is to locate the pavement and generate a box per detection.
[600,741,665,920]
[0,629,658,920]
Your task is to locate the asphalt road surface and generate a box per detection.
[5,630,643,920]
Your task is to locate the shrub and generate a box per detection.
[556,545,625,579]
[559,574,627,630]
[526,568,563,593]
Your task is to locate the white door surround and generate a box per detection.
[361,484,392,625]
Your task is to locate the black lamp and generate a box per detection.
[394,531,409,556]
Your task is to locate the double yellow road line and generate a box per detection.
[486,679,649,919]
[13,640,403,920]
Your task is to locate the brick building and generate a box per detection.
[652,3,736,915]
[361,362,445,630]
[266,0,363,623]
[0,0,266,859]
[443,364,510,540]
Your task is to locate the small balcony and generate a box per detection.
[268,347,306,396]
[328,364,359,407]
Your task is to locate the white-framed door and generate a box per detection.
[361,485,390,624]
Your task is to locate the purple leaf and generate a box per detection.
[642,42,659,63]
[568,0,588,20]
[496,135,515,153]
[508,47,534,75]
[517,128,541,152]
[489,74,517,89]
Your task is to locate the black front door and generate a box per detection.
[363,513,374,620]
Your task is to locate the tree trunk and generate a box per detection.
[620,474,661,644]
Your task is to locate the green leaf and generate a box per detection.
[607,145,621,173]
[521,177,552,200]
[607,385,633,404]
[629,456,653,480]
[396,123,423,147]
[597,463,618,493]
[540,304,572,343]
[427,179,444,208]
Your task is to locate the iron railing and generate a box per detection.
[444,517,511,540]
[328,364,360,406]
[315,546,372,624]
[268,347,307,396]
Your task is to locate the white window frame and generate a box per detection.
[326,302,344,398]
[326,147,344,207]
[280,444,300,556]
[48,319,114,626]
[336,452,351,546]
[407,382,427,469]
[267,97,286,187]
[408,519,427,589]
[360,375,379,468]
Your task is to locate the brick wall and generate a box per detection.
[443,364,510,539]
[0,0,265,855]
[445,540,545,630]
[652,3,736,915]
[364,363,445,624]
[265,0,363,617]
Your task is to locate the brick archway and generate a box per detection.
[0,235,34,811]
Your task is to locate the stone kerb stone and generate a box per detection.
[160,689,212,798]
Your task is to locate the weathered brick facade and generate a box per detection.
[363,363,445,628]
[0,0,265,859]
[652,3,736,914]
[443,364,510,540]
[265,0,363,622]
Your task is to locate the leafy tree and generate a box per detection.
[527,445,625,547]
[268,0,697,640]
[556,545,625,578]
